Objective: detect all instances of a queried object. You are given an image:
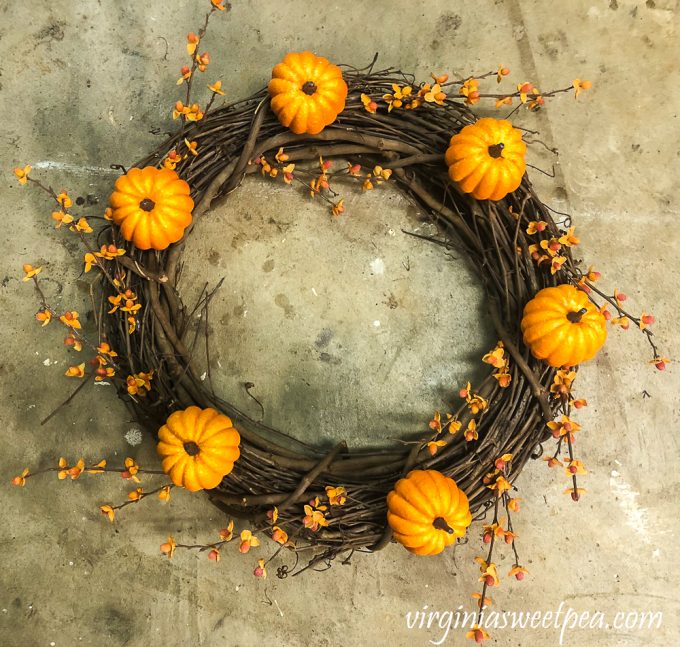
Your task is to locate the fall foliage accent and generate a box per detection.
[109,167,194,250]
[445,117,526,201]
[268,51,348,135]
[521,284,607,367]
[157,406,241,492]
[387,470,472,555]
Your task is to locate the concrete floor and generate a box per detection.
[2,0,679,645]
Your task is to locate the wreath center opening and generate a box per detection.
[178,174,496,448]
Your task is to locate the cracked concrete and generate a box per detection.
[1,1,679,646]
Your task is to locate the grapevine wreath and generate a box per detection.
[13,2,665,638]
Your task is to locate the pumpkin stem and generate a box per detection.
[183,441,200,456]
[488,142,505,159]
[566,307,588,323]
[432,516,454,534]
[139,198,155,212]
[301,81,317,96]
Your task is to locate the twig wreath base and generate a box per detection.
[103,67,567,567]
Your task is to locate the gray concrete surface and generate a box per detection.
[2,1,679,646]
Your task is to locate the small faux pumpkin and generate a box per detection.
[445,117,526,201]
[157,406,240,492]
[268,51,348,135]
[521,284,607,368]
[387,469,471,555]
[109,166,194,251]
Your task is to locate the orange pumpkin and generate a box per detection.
[268,51,348,135]
[109,166,194,251]
[521,284,607,368]
[387,470,471,555]
[445,117,526,201]
[157,406,240,492]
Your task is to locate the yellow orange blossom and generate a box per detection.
[459,78,480,105]
[56,191,73,209]
[585,266,601,282]
[361,93,378,113]
[550,256,567,275]
[97,342,117,357]
[639,313,655,331]
[128,487,144,502]
[517,82,534,103]
[208,80,225,95]
[282,163,296,184]
[383,84,412,111]
[184,139,199,157]
[271,526,288,544]
[547,415,581,440]
[423,83,446,105]
[558,227,579,247]
[550,369,576,398]
[22,264,42,281]
[70,217,93,234]
[326,485,347,506]
[572,79,592,99]
[479,563,500,587]
[526,220,547,235]
[14,165,32,184]
[528,91,544,111]
[610,316,630,330]
[650,356,670,371]
[36,310,52,326]
[239,529,260,553]
[64,333,82,352]
[508,564,529,580]
[302,504,328,531]
[52,211,74,228]
[219,521,235,541]
[100,505,116,523]
[427,440,447,456]
[160,536,177,558]
[494,371,511,387]
[464,419,478,442]
[488,475,511,496]
[95,366,115,382]
[196,52,210,72]
[448,419,462,434]
[565,459,587,476]
[565,487,587,499]
[466,625,490,643]
[466,391,488,415]
[126,370,153,396]
[482,345,506,369]
[253,558,267,578]
[177,65,191,85]
[186,32,199,55]
[57,457,69,480]
[497,65,510,82]
[65,363,86,378]
[11,468,30,487]
[86,459,107,475]
[507,498,521,512]
[59,311,81,329]
[95,244,126,260]
[274,147,289,163]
